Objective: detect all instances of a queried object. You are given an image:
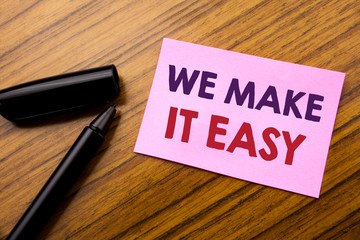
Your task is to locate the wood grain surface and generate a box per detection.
[1,0,359,239]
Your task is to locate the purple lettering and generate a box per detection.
[224,79,255,108]
[198,71,217,99]
[255,86,280,114]
[305,94,324,122]
[283,90,306,119]
[169,65,200,94]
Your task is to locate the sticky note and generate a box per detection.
[134,38,345,198]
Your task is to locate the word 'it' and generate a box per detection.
[164,106,306,165]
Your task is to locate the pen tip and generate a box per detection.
[90,105,116,136]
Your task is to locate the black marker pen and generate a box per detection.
[6,105,117,240]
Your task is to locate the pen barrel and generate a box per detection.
[6,127,104,240]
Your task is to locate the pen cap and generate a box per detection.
[0,65,120,121]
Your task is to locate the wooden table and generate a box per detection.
[1,1,359,239]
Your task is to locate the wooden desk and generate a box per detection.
[1,0,359,239]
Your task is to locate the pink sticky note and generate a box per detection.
[134,38,345,198]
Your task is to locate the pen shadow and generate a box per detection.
[35,114,121,240]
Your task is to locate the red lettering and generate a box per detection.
[207,115,229,150]
[180,109,199,142]
[167,109,305,166]
[165,107,178,139]
[259,127,281,161]
[226,122,257,157]
[283,131,306,165]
